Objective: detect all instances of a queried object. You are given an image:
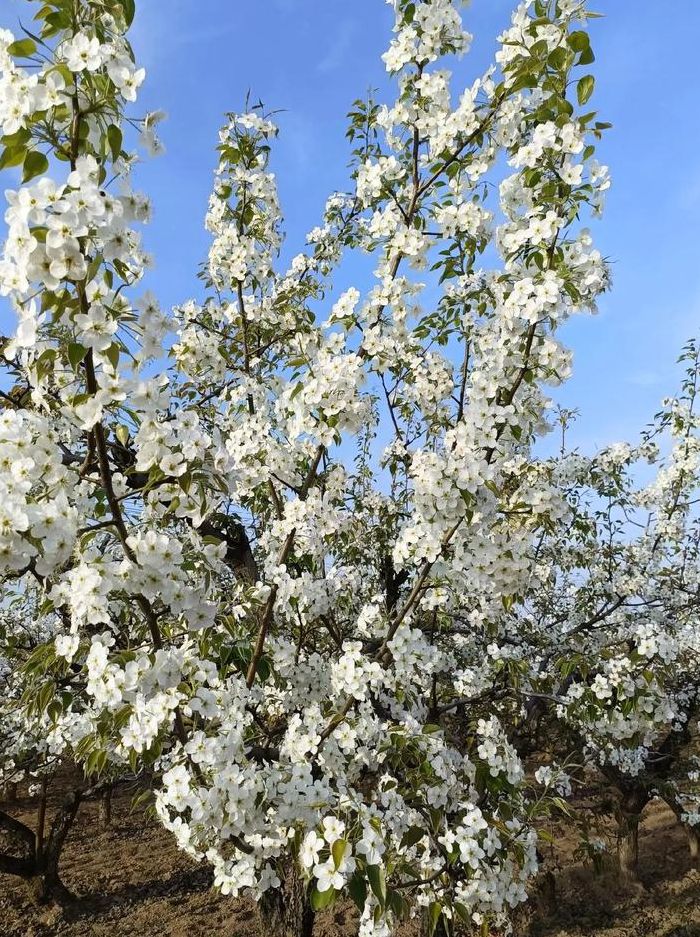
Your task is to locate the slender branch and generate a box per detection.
[245,444,325,687]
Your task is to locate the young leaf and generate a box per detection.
[107,124,123,163]
[427,902,443,936]
[400,826,426,849]
[310,886,336,911]
[121,0,136,27]
[0,146,26,170]
[8,38,37,57]
[105,342,120,370]
[331,838,347,869]
[22,151,49,183]
[348,872,368,911]
[577,75,595,106]
[367,864,386,908]
[568,30,590,53]
[68,342,88,371]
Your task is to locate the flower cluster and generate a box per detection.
[4,1,690,935]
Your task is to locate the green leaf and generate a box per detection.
[67,342,88,371]
[577,75,595,106]
[53,62,73,87]
[331,838,347,869]
[22,644,54,676]
[310,887,336,912]
[42,11,71,38]
[0,146,26,170]
[47,700,63,723]
[387,889,410,921]
[22,150,49,183]
[107,124,123,163]
[348,873,367,911]
[86,748,107,777]
[33,3,54,22]
[131,788,154,811]
[113,258,131,281]
[115,424,130,447]
[38,681,54,712]
[121,0,136,27]
[551,796,575,818]
[105,342,120,369]
[502,594,516,612]
[8,38,37,58]
[548,47,571,71]
[2,127,31,148]
[568,30,590,53]
[400,826,426,849]
[508,72,539,94]
[367,865,386,908]
[177,471,192,494]
[427,902,443,936]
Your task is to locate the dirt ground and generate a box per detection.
[0,780,698,937]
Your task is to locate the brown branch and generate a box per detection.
[0,808,36,852]
[245,445,325,687]
[0,853,34,878]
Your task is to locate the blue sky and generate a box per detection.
[2,0,700,452]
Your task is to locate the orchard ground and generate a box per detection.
[1,777,699,937]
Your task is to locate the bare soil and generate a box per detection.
[0,780,698,937]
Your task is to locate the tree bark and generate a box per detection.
[615,788,648,883]
[661,793,700,866]
[0,789,82,905]
[0,808,35,883]
[535,869,557,915]
[687,825,700,865]
[1,781,18,802]
[0,807,35,852]
[98,787,112,829]
[35,778,48,860]
[34,789,82,903]
[257,861,315,937]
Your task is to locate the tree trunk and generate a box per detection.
[535,869,557,916]
[0,806,36,876]
[1,781,18,802]
[99,787,112,829]
[35,778,48,860]
[0,789,82,906]
[661,793,700,866]
[615,788,648,883]
[257,861,315,937]
[29,788,82,904]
